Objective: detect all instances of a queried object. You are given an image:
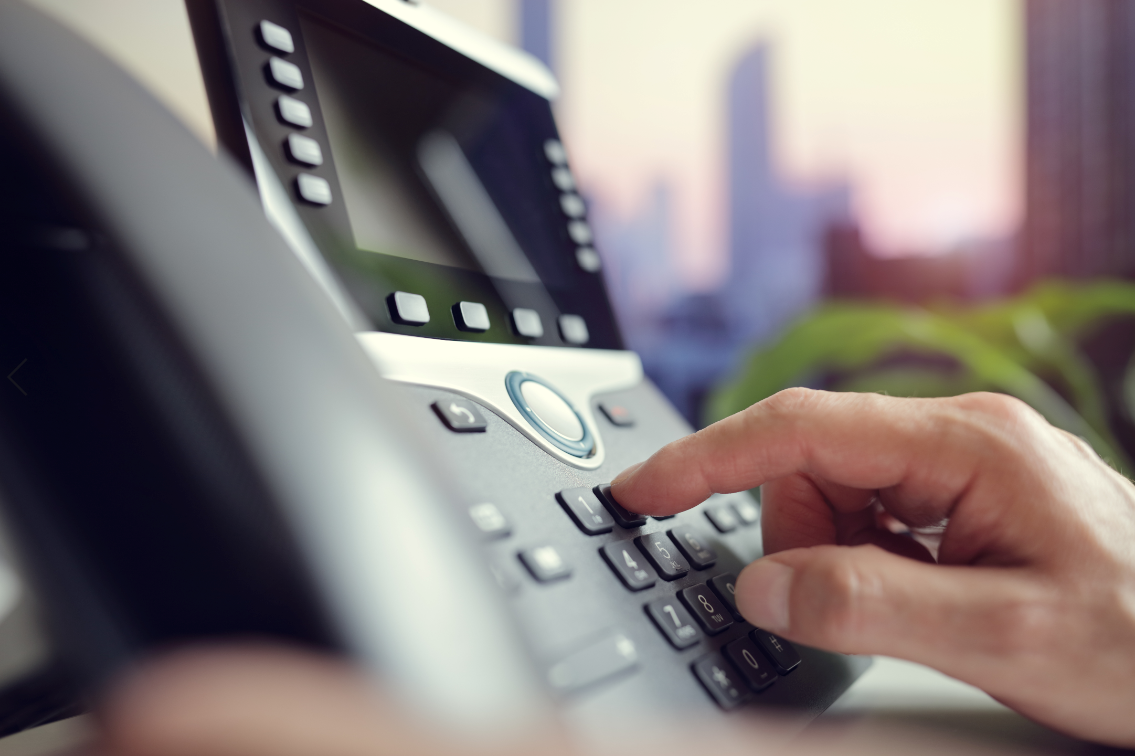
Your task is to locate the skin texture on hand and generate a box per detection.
[610,389,1135,747]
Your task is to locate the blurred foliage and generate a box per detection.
[707,280,1135,475]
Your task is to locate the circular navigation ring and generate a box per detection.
[505,372,595,458]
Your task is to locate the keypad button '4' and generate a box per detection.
[645,596,701,649]
[634,532,689,580]
[600,541,656,591]
[680,584,733,635]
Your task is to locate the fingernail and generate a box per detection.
[737,560,793,633]
[610,461,643,488]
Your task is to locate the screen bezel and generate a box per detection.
[192,0,623,350]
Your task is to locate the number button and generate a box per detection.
[680,584,733,635]
[709,573,743,620]
[594,484,648,528]
[752,629,801,674]
[557,487,614,535]
[634,532,689,580]
[667,526,718,569]
[723,637,777,692]
[645,596,701,649]
[692,653,750,710]
[600,541,657,591]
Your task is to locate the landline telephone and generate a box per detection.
[0,0,867,738]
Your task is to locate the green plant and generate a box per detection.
[707,280,1134,475]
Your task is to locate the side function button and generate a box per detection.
[692,653,750,710]
[753,630,801,674]
[598,402,634,427]
[705,503,739,533]
[551,165,575,191]
[680,584,733,635]
[600,541,656,591]
[595,484,647,528]
[453,301,490,332]
[276,95,313,128]
[468,503,509,539]
[295,173,331,205]
[558,314,589,345]
[645,596,700,649]
[547,632,638,694]
[567,219,593,245]
[724,637,777,692]
[432,398,487,432]
[258,20,295,54]
[733,497,760,525]
[667,526,718,570]
[575,247,602,273]
[709,573,742,620]
[511,307,543,338]
[557,487,614,535]
[286,133,323,166]
[388,291,429,325]
[559,193,586,218]
[519,546,571,583]
[543,138,568,165]
[635,532,689,580]
[267,57,303,90]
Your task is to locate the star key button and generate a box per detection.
[634,532,689,580]
[692,653,750,710]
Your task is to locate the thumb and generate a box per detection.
[735,545,1048,687]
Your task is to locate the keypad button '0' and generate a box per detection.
[724,637,777,692]
[709,573,743,620]
[557,487,614,535]
[634,532,689,580]
[692,653,750,710]
[600,541,656,591]
[752,629,801,674]
[667,526,718,570]
[595,484,647,528]
[645,596,700,649]
[519,546,571,583]
[680,584,733,635]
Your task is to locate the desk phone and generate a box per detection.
[0,0,867,737]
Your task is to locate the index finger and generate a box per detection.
[609,388,1011,523]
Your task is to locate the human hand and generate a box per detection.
[610,389,1135,746]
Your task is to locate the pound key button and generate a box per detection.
[634,532,689,581]
[752,629,801,674]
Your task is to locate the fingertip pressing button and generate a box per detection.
[705,503,739,533]
[595,484,647,528]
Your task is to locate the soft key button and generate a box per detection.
[258,20,295,54]
[266,57,303,90]
[453,301,490,332]
[558,314,589,345]
[295,174,331,205]
[276,95,312,128]
[387,291,429,325]
[511,308,543,338]
[286,133,323,166]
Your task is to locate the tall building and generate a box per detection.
[722,44,850,345]
[1019,0,1134,284]
[519,0,554,73]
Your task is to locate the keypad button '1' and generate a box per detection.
[557,487,614,535]
[634,532,689,580]
[645,596,700,649]
[680,584,733,635]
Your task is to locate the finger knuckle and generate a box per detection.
[956,391,1039,425]
[759,387,820,416]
